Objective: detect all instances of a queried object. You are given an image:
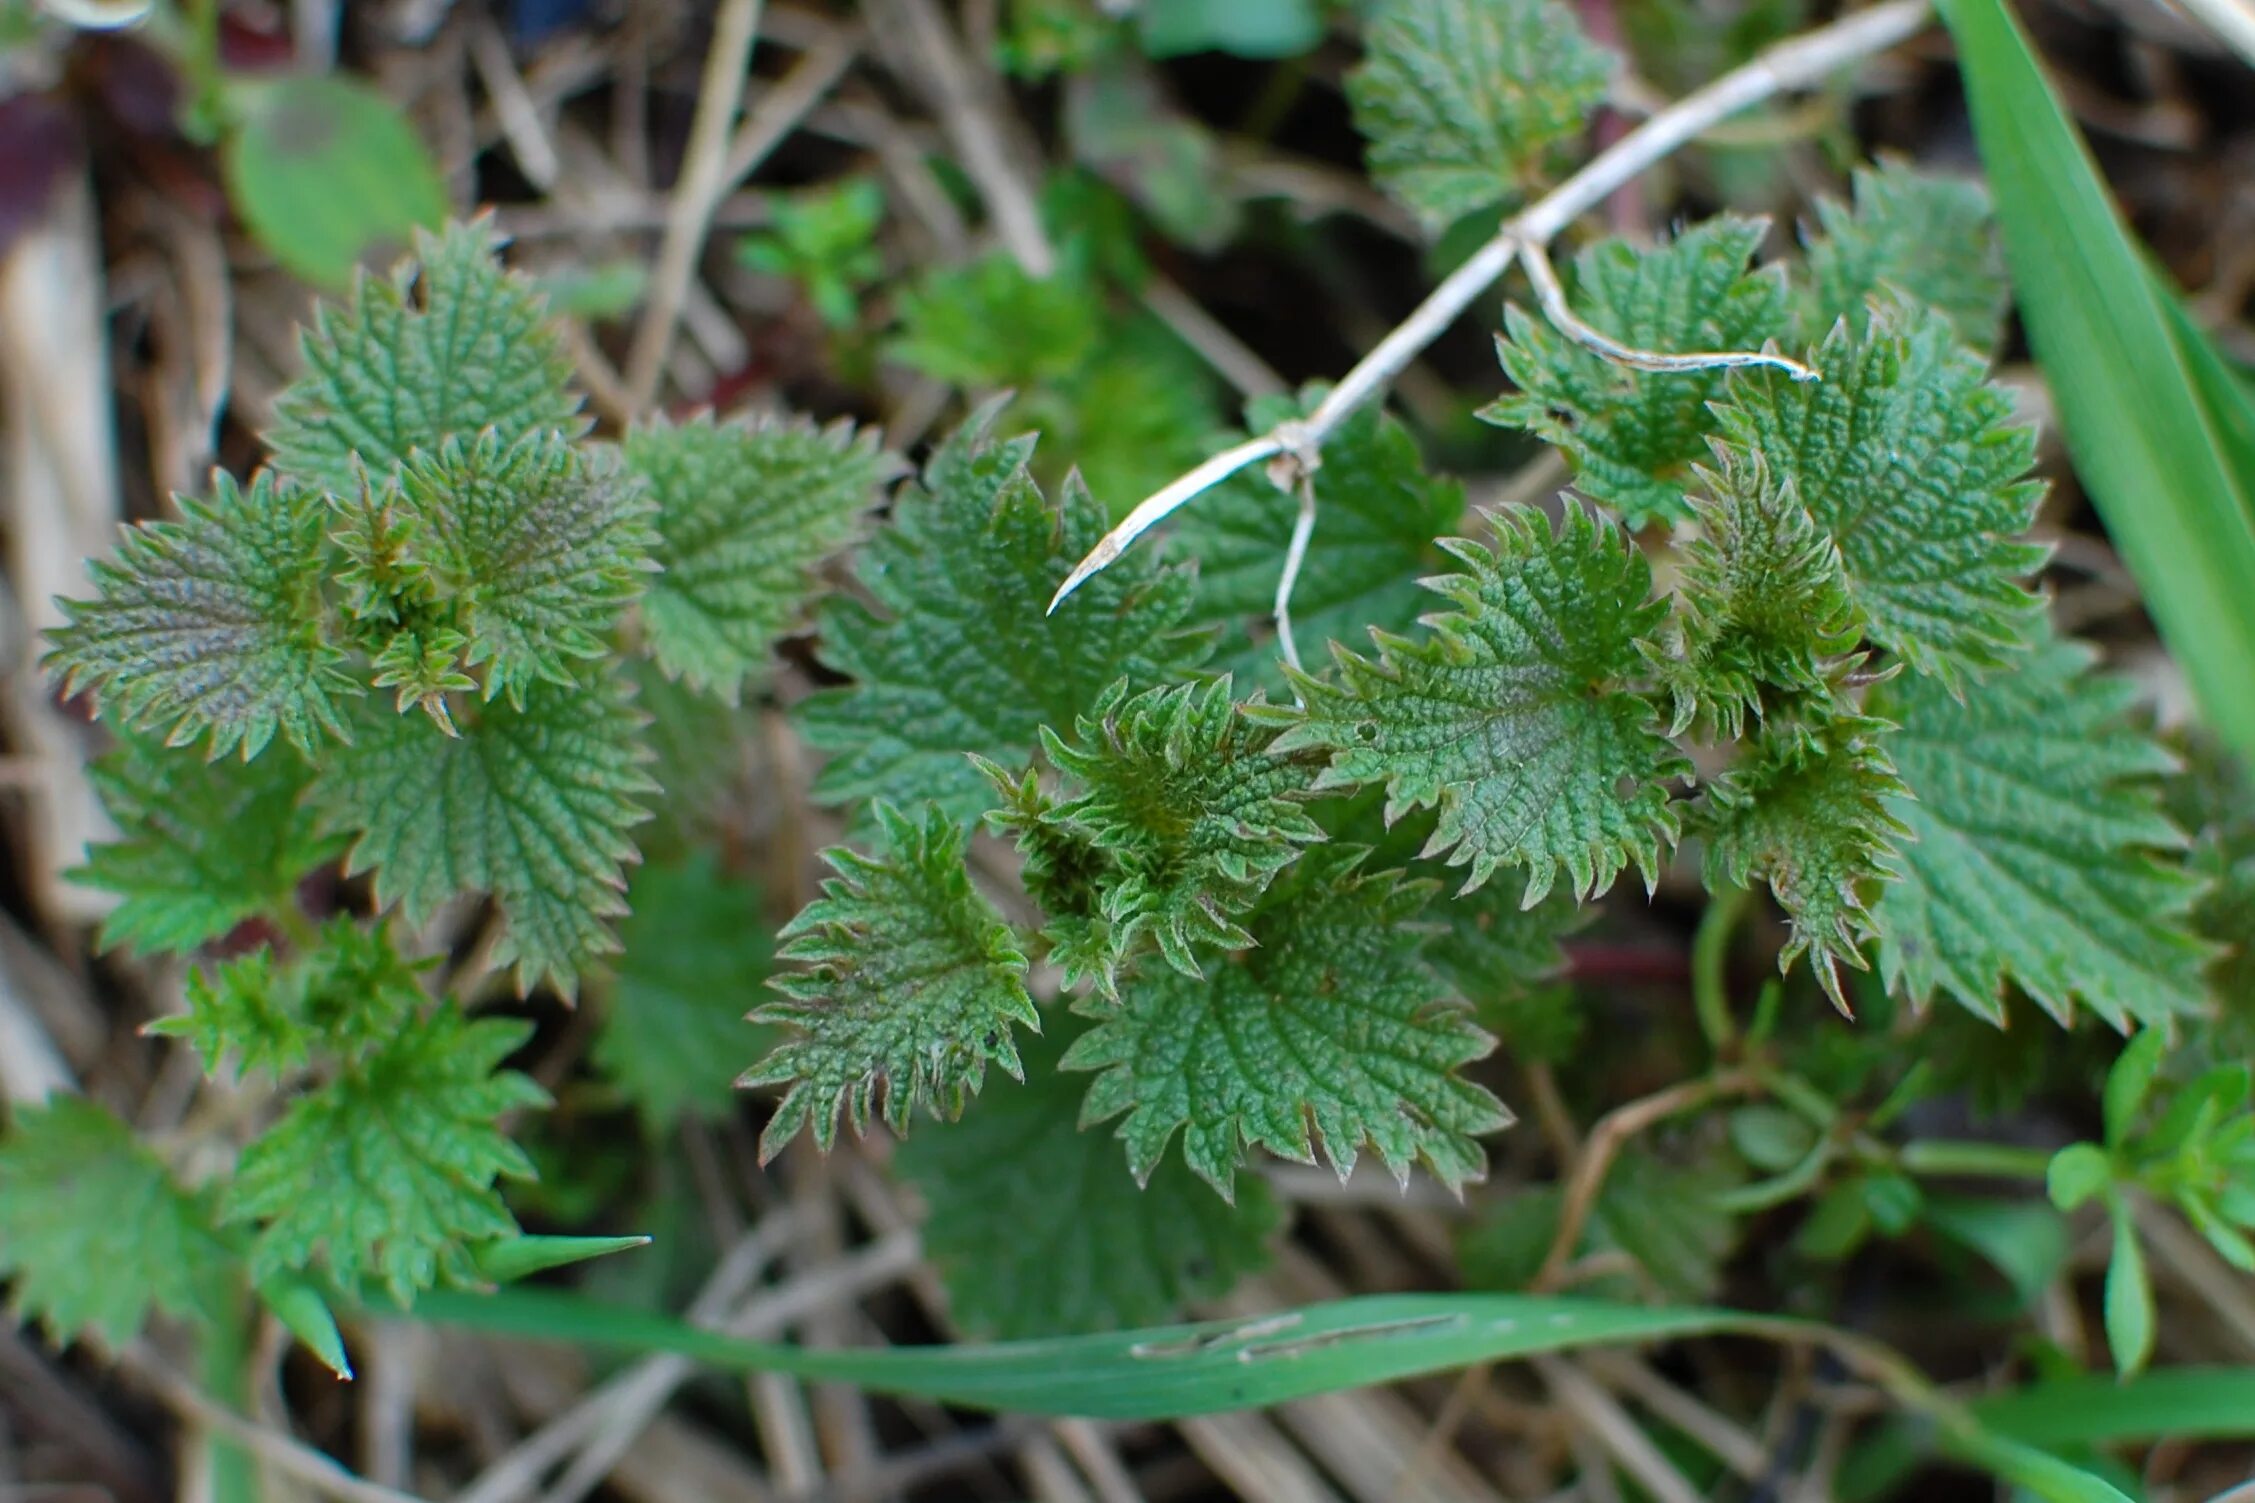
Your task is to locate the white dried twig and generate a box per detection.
[1045,0,1933,617]
[1517,239,1818,381]
[1275,471,1320,682]
[1047,433,1287,608]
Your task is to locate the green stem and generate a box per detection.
[175,0,228,142]
[1897,1139,2055,1181]
[1716,1138,1837,1213]
[1760,1066,1842,1129]
[201,1298,259,1503]
[1692,883,1750,1055]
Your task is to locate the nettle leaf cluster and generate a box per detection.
[2,0,2245,1363]
[10,221,890,1351]
[736,32,2231,1334]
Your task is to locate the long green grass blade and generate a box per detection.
[2157,280,2255,514]
[1973,1365,2255,1446]
[1944,0,2255,758]
[414,1288,1769,1418]
[413,1286,2133,1503]
[1943,1429,2138,1503]
[1845,1365,2255,1500]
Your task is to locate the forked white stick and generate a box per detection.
[1045,0,1933,616]
[1517,240,1820,382]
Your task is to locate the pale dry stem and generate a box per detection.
[622,0,764,410]
[1044,0,1935,619]
[1517,240,1819,381]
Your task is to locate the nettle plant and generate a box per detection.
[2,0,2249,1384]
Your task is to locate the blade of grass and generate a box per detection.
[1944,0,2255,759]
[1842,1365,2255,1501]
[1971,1365,2255,1446]
[412,1286,2132,1503]
[2157,279,2255,513]
[1944,1429,2141,1503]
[414,1288,1767,1418]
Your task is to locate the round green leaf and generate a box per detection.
[221,75,447,287]
[1728,1103,1818,1173]
[2046,1143,2113,1211]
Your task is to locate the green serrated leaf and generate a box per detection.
[225,1007,545,1305]
[320,674,657,997]
[1320,793,1587,1051]
[797,404,1205,821]
[220,73,446,289]
[0,1097,236,1348]
[1590,1148,1743,1300]
[1486,216,1789,526]
[1669,447,1861,738]
[1701,716,1910,1012]
[890,240,1221,511]
[49,470,358,759]
[1065,847,1507,1196]
[2165,734,2255,1026]
[626,414,889,702]
[1714,306,2047,687]
[595,852,775,1131]
[74,735,344,956]
[153,948,312,1077]
[330,482,437,641]
[745,802,1038,1156]
[1032,677,1325,984]
[367,625,477,725]
[152,918,426,1078]
[1871,634,2213,1029]
[1266,503,1686,903]
[896,1023,1280,1337]
[627,657,756,858]
[1175,394,1463,691]
[393,430,656,706]
[1346,0,1613,233]
[1797,158,2007,351]
[1423,880,1583,1015]
[270,218,583,499]
[969,759,1115,997]
[890,254,1103,391]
